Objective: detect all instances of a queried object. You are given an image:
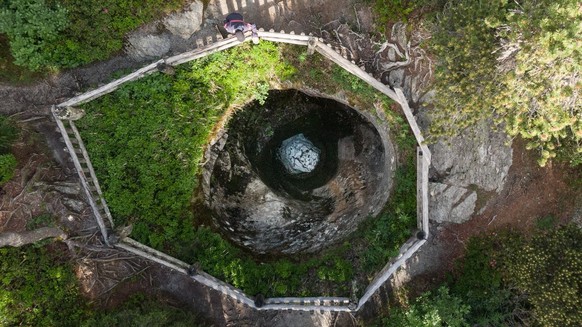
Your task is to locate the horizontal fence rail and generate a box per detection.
[53,30,432,313]
[357,238,427,310]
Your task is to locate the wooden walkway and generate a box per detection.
[52,29,432,313]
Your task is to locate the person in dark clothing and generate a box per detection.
[224,12,259,43]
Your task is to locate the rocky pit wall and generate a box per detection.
[202,89,396,255]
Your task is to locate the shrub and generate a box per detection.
[428,0,581,167]
[504,224,582,326]
[382,286,470,327]
[81,294,204,327]
[448,233,519,326]
[0,116,19,153]
[0,0,186,72]
[0,0,69,71]
[0,245,90,326]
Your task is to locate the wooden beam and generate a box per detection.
[357,239,426,310]
[52,107,110,245]
[395,88,432,162]
[165,37,241,66]
[57,60,163,107]
[69,121,114,228]
[314,41,399,102]
[257,31,311,42]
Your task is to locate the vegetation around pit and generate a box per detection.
[425,0,581,167]
[0,244,90,326]
[0,244,208,326]
[0,0,188,80]
[0,115,18,186]
[372,223,582,327]
[76,41,417,298]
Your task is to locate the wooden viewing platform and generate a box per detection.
[52,29,432,313]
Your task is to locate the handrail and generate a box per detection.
[53,30,432,313]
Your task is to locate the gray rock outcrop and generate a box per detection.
[163,1,204,39]
[426,119,513,224]
[430,120,512,193]
[429,183,476,224]
[126,34,171,61]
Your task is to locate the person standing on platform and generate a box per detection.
[223,12,259,44]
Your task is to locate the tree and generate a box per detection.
[429,0,581,167]
[498,0,581,166]
[504,224,582,327]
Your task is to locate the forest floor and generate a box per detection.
[1,0,581,326]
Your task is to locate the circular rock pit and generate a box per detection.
[203,89,395,255]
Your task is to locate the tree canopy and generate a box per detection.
[429,0,581,166]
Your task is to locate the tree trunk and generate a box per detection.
[0,227,67,247]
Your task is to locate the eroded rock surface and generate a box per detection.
[430,120,512,193]
[429,183,476,224]
[419,114,513,223]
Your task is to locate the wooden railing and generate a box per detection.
[52,111,115,245]
[53,29,432,312]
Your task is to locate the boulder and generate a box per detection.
[429,182,476,224]
[126,34,171,61]
[430,120,513,193]
[163,1,204,39]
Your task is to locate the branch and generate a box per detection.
[0,227,67,247]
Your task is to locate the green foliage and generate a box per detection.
[0,115,18,153]
[447,233,519,326]
[78,42,293,255]
[0,0,186,72]
[499,0,582,167]
[0,116,18,186]
[331,65,382,103]
[82,294,204,327]
[428,0,581,167]
[0,153,17,186]
[408,225,582,327]
[370,0,420,29]
[0,0,69,71]
[535,215,557,230]
[78,42,417,297]
[187,226,355,297]
[359,165,416,272]
[0,34,43,84]
[0,245,90,326]
[504,224,582,326]
[428,0,505,139]
[26,213,56,230]
[382,286,470,327]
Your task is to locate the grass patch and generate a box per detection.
[78,42,417,297]
[0,115,19,185]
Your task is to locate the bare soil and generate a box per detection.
[400,137,582,299]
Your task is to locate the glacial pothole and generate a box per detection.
[203,89,396,255]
